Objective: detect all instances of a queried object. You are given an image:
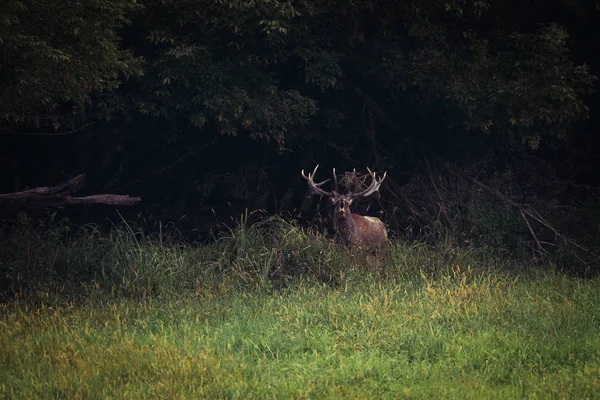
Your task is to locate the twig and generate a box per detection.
[5,123,95,136]
[523,208,592,254]
[451,167,596,259]
[453,168,526,208]
[111,139,217,191]
[421,146,450,226]
[519,207,546,258]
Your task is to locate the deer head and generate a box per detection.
[301,165,388,249]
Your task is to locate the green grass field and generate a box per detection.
[1,216,599,399]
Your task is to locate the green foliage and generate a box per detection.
[295,48,344,92]
[0,0,143,130]
[0,213,345,299]
[0,213,504,300]
[371,4,596,149]
[444,24,596,148]
[2,0,594,150]
[135,0,320,148]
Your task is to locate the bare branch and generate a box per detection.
[0,174,141,209]
[520,207,547,259]
[450,167,596,260]
[4,123,95,137]
[421,147,450,226]
[111,139,217,191]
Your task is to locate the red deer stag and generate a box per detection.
[301,166,388,249]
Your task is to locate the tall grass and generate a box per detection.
[0,214,599,398]
[0,212,512,298]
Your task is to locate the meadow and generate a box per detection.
[1,215,599,399]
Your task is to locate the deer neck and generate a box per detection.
[333,202,357,244]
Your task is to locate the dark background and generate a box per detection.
[1,0,599,265]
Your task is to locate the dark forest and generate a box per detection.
[2,1,600,397]
[2,0,600,262]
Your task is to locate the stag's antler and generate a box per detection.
[301,165,336,196]
[348,168,386,199]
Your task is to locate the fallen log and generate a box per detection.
[0,174,141,209]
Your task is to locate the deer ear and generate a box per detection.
[329,197,336,204]
[347,198,353,205]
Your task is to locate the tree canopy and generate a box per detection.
[2,0,595,144]
[0,0,143,130]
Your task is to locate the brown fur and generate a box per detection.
[333,198,388,249]
[302,166,388,250]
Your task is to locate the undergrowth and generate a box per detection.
[1,213,599,399]
[0,212,507,301]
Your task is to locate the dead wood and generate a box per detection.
[450,168,595,261]
[0,174,141,209]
